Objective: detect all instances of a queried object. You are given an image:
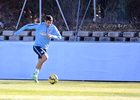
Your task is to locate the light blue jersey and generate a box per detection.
[14,23,61,49]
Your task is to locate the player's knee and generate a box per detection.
[40,57,47,63]
[44,56,48,61]
[42,54,48,61]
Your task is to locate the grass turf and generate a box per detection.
[0,80,140,100]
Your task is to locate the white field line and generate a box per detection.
[0,95,140,100]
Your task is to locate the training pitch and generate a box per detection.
[0,80,140,100]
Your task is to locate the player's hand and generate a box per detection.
[46,34,52,38]
[13,34,16,37]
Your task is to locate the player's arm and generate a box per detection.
[47,26,61,40]
[13,24,38,37]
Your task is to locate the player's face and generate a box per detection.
[45,20,52,27]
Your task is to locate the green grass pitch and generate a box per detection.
[0,80,140,100]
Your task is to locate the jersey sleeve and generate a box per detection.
[51,26,62,40]
[14,24,38,36]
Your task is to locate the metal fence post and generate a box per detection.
[39,0,42,24]
[78,0,92,31]
[75,0,81,41]
[76,0,81,33]
[94,0,96,22]
[16,0,27,30]
[55,0,70,31]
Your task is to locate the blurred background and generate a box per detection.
[0,0,140,81]
[0,0,139,31]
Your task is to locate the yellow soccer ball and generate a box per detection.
[48,74,58,84]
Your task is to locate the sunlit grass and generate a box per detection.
[0,80,140,100]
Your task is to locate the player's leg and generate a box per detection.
[38,58,42,70]
[36,53,48,70]
[32,46,48,83]
[32,54,48,83]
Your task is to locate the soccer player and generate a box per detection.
[13,15,62,83]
